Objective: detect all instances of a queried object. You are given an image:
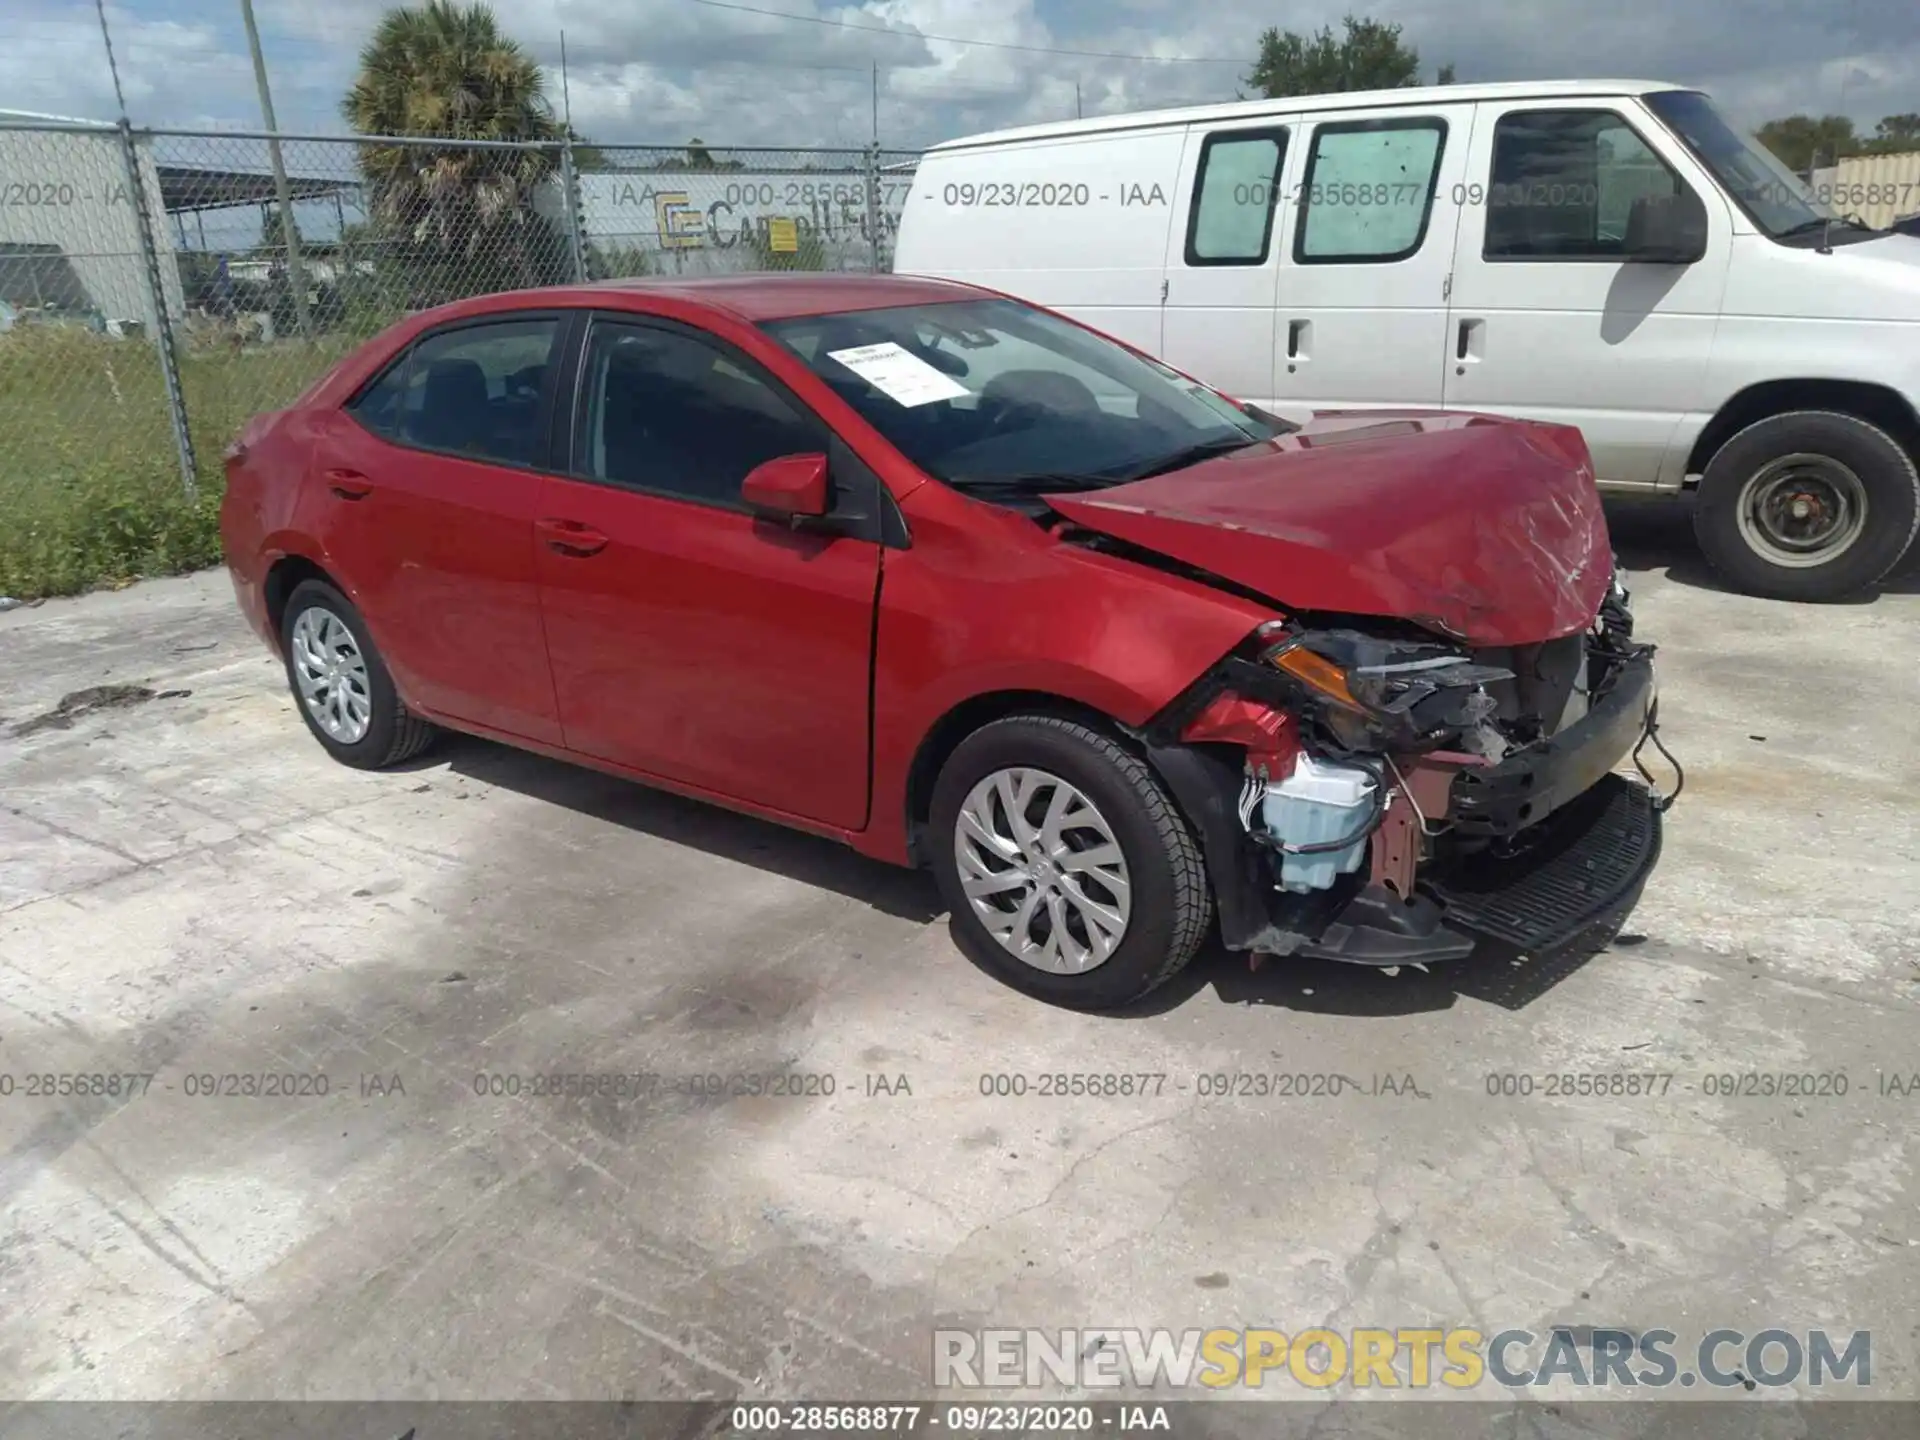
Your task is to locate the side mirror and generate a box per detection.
[742,452,830,521]
[1624,188,1708,264]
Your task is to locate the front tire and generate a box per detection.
[280,579,435,770]
[1693,409,1920,601]
[929,715,1211,1010]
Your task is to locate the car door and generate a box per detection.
[1161,118,1297,407]
[307,313,564,743]
[1443,100,1732,489]
[1268,102,1476,415]
[532,314,883,830]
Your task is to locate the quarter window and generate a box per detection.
[349,317,557,466]
[577,321,821,506]
[1295,117,1446,263]
[1186,129,1288,265]
[1484,110,1685,260]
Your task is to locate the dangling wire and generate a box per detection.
[1237,769,1263,831]
[1632,700,1685,813]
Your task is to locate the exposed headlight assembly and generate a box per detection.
[1255,622,1513,752]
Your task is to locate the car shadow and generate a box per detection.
[1605,497,1920,599]
[425,731,942,924]
[414,732,1631,1019]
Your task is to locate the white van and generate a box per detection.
[893,80,1920,601]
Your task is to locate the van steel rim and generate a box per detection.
[954,767,1131,973]
[1737,454,1868,567]
[290,606,373,744]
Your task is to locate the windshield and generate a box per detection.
[1643,89,1843,239]
[760,298,1279,490]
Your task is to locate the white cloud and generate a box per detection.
[3,7,256,128]
[5,0,1917,150]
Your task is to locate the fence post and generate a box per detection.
[117,120,198,499]
[864,142,884,273]
[559,138,589,283]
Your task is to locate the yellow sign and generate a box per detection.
[767,217,799,254]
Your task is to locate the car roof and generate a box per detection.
[532,272,992,322]
[927,79,1685,152]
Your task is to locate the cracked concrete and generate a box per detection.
[0,508,1917,1414]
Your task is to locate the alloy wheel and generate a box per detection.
[289,606,373,744]
[953,766,1132,973]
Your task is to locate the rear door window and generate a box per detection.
[1295,117,1447,263]
[1185,129,1289,264]
[349,317,559,466]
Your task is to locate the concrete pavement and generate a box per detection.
[1,510,1916,1415]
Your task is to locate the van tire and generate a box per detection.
[929,715,1210,1011]
[1693,410,1920,601]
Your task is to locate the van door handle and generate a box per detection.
[1286,319,1311,360]
[1455,318,1484,366]
[324,468,372,500]
[536,517,609,557]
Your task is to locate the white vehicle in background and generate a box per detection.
[894,80,1920,602]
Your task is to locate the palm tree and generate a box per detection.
[342,1,569,297]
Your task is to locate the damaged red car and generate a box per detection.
[222,274,1676,1009]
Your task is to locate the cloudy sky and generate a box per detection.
[6,0,1919,151]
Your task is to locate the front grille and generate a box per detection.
[1426,774,1661,952]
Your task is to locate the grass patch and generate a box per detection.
[0,326,361,599]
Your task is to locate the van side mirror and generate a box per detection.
[1624,188,1708,264]
[742,452,830,521]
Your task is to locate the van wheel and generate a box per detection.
[1693,410,1920,601]
[281,580,435,769]
[928,715,1211,1010]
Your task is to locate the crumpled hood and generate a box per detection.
[1045,412,1612,646]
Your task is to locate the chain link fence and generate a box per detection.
[0,117,919,596]
[0,120,204,595]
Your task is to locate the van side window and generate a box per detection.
[1185,129,1288,265]
[1295,117,1446,264]
[1484,110,1685,260]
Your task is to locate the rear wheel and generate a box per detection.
[929,715,1210,1010]
[1693,410,1920,601]
[280,579,435,770]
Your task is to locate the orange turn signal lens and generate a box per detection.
[1265,643,1361,709]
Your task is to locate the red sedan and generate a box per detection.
[222,274,1671,1008]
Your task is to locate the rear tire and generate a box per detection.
[1693,409,1920,601]
[280,579,435,770]
[929,715,1210,1010]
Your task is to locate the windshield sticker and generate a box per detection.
[826,342,971,408]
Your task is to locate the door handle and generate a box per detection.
[1286,319,1311,360]
[1455,318,1485,369]
[536,517,609,557]
[324,468,372,500]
